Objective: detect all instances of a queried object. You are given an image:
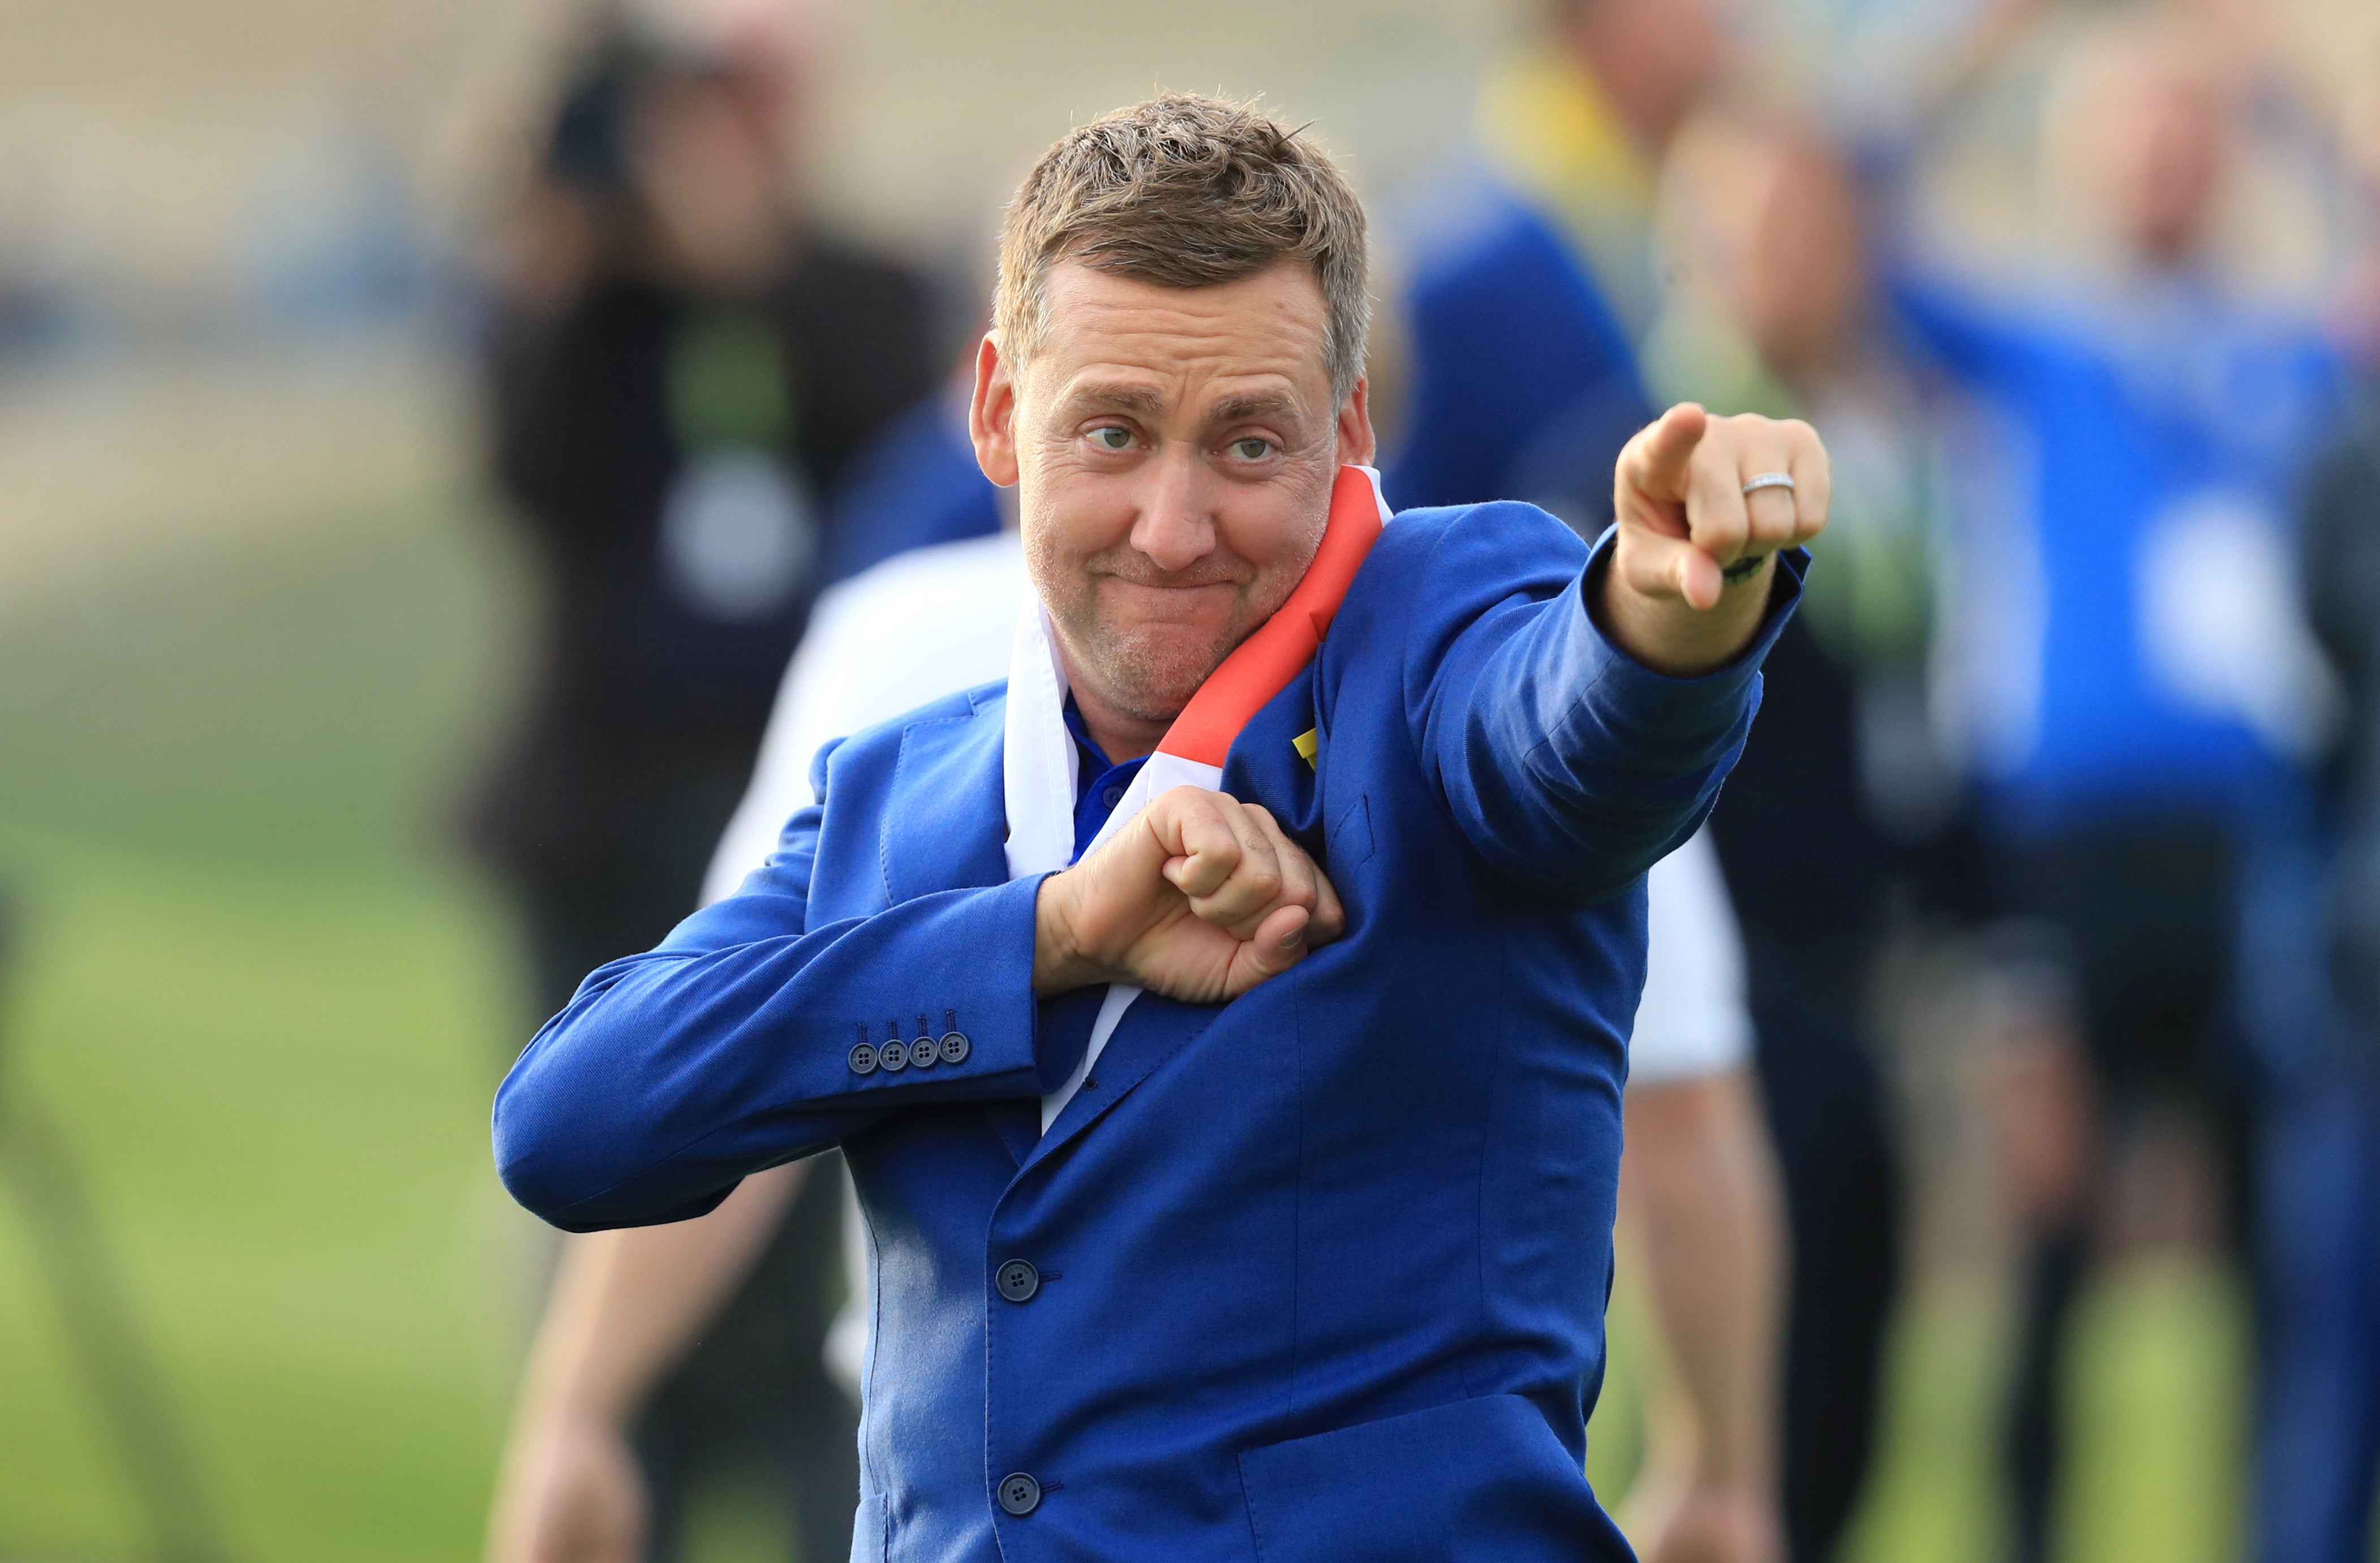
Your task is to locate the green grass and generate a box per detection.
[0,491,527,1561]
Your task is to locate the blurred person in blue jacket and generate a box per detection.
[2267,97,2380,1563]
[1892,17,2345,1561]
[1386,7,1906,1557]
[465,5,953,1560]
[495,92,1832,1563]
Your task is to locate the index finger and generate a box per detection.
[1617,402,1709,513]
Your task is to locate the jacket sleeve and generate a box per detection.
[1400,503,1803,904]
[493,748,1057,1233]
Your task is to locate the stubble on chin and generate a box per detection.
[1072,615,1239,724]
[1025,540,1278,727]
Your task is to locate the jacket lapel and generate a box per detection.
[1020,993,1225,1174]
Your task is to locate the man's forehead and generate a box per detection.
[1030,260,1331,414]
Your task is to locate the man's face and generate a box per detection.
[971,259,1373,729]
[630,69,793,288]
[2108,70,2225,266]
[1566,0,1729,149]
[2069,44,2228,269]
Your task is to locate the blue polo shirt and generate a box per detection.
[1064,697,1145,862]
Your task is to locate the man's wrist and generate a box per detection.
[1032,872,1100,995]
[1718,552,1771,587]
[1594,552,1777,678]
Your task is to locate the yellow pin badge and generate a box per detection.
[1292,727,1319,769]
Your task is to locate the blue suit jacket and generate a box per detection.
[497,503,1800,1562]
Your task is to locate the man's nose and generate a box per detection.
[1128,444,1219,574]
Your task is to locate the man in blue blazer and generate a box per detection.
[496,93,1827,1561]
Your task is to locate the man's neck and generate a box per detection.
[1059,661,1172,765]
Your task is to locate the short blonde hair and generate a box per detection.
[994,94,1372,400]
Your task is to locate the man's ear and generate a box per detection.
[969,333,1021,487]
[1334,376,1377,467]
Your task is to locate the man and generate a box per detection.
[492,520,1785,1563]
[1388,7,1900,1556]
[496,95,1825,1560]
[463,6,946,1557]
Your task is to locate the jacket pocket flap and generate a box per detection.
[1237,1393,1616,1561]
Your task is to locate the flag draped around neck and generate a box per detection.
[1000,463,1394,1129]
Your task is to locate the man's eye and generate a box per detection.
[1231,437,1274,460]
[1090,427,1133,451]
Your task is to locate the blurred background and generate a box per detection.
[5,0,2380,1560]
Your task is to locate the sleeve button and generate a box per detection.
[939,1030,971,1065]
[848,1042,878,1075]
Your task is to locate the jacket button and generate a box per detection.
[847,1042,878,1075]
[878,1037,908,1073]
[905,1035,938,1069]
[939,1030,971,1065]
[995,1259,1039,1303]
[997,1471,1041,1516]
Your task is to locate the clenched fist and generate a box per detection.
[1033,786,1346,1004]
[1603,403,1830,677]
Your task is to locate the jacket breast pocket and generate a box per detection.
[1238,1394,1619,1562]
[1328,793,1374,870]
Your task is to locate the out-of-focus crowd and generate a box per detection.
[359,1,2380,1561]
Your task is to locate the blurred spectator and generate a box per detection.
[1891,15,2345,1561]
[1647,110,1932,1563]
[1651,111,1954,847]
[1386,8,1901,1557]
[466,5,947,1558]
[1388,0,1719,529]
[2268,98,2380,1563]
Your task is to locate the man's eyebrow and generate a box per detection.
[1206,391,1304,426]
[1059,382,1168,418]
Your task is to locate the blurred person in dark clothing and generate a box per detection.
[469,5,943,1559]
[1646,110,1970,1563]
[1892,18,2345,1561]
[2267,97,2380,1563]
[1386,8,1902,1558]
